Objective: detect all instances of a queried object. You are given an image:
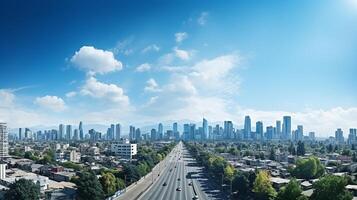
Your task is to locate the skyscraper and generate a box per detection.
[0,123,9,158]
[224,121,233,139]
[282,116,292,140]
[66,125,72,141]
[276,121,281,139]
[158,123,163,140]
[297,125,304,141]
[115,123,121,141]
[244,116,251,140]
[73,129,79,140]
[335,128,344,144]
[151,129,157,141]
[135,128,141,141]
[18,128,22,140]
[59,124,65,140]
[129,126,136,141]
[256,121,263,140]
[79,121,83,140]
[183,124,190,141]
[202,118,208,140]
[173,122,179,140]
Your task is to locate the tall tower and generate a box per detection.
[256,121,263,141]
[202,118,208,140]
[282,116,292,140]
[115,123,121,141]
[0,123,9,158]
[59,124,65,140]
[276,121,281,139]
[244,116,251,140]
[66,125,72,141]
[79,121,83,140]
[158,123,163,140]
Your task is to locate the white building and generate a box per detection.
[111,139,137,159]
[0,123,8,158]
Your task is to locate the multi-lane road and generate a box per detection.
[138,142,224,200]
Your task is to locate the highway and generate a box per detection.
[138,142,224,200]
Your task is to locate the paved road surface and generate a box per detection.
[138,142,225,200]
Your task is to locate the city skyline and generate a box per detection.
[1,0,357,136]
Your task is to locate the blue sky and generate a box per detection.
[0,0,357,136]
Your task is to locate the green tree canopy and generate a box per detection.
[277,179,304,200]
[75,172,105,200]
[99,172,117,197]
[4,178,40,200]
[291,156,324,180]
[310,175,352,200]
[253,170,277,200]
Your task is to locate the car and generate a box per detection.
[188,182,192,186]
[192,195,199,200]
[163,182,167,186]
[177,178,181,181]
[176,187,182,191]
[158,173,160,176]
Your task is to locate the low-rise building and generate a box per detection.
[111,139,137,159]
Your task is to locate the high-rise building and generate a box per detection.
[256,121,264,140]
[224,121,233,139]
[151,129,157,141]
[158,123,163,140]
[183,124,190,141]
[116,124,121,141]
[266,126,274,140]
[309,132,316,141]
[296,125,304,141]
[208,125,213,140]
[79,121,83,140]
[348,128,357,145]
[173,122,179,140]
[202,118,208,140]
[73,129,79,140]
[0,123,9,158]
[18,128,22,140]
[129,126,136,141]
[135,128,141,141]
[66,125,72,141]
[244,116,251,140]
[276,121,281,139]
[335,128,344,144]
[189,124,196,140]
[59,124,65,140]
[282,116,292,140]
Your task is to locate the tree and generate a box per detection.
[4,178,40,200]
[99,172,117,197]
[327,144,334,153]
[277,179,304,200]
[116,178,126,190]
[253,170,277,200]
[310,175,352,200]
[297,141,306,156]
[233,173,249,196]
[75,172,105,200]
[224,165,235,181]
[291,157,324,180]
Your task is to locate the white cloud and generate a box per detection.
[173,47,193,60]
[175,32,188,43]
[0,89,15,107]
[65,91,77,98]
[142,44,160,53]
[144,78,161,92]
[135,63,151,72]
[70,46,122,75]
[34,95,67,112]
[198,12,209,26]
[80,77,129,105]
